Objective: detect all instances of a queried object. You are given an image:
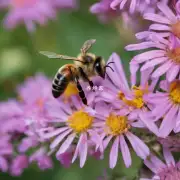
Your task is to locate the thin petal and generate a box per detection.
[141,57,168,71]
[79,133,88,168]
[143,13,171,24]
[43,127,69,139]
[126,132,150,159]
[50,129,72,149]
[157,3,177,23]
[149,24,171,31]
[109,136,119,169]
[166,64,180,82]
[72,133,83,163]
[132,50,165,64]
[56,133,76,155]
[152,61,173,78]
[119,135,131,167]
[139,112,159,136]
[159,105,178,137]
[163,147,175,166]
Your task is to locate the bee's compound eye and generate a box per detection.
[84,55,93,63]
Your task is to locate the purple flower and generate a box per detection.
[39,96,102,168]
[30,147,53,170]
[158,135,180,152]
[96,53,159,135]
[0,100,26,133]
[56,146,74,168]
[94,102,150,168]
[17,73,53,106]
[126,33,180,82]
[0,135,13,172]
[143,2,180,39]
[1,0,57,32]
[90,0,120,23]
[10,155,29,176]
[145,79,180,137]
[142,147,180,180]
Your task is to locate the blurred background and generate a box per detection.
[0,0,140,179]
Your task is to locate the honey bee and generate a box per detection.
[39,39,114,105]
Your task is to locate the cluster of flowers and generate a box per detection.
[0,0,78,32]
[1,0,180,179]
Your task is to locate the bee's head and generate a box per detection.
[93,56,106,79]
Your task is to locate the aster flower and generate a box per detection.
[141,147,180,180]
[0,135,13,172]
[0,100,26,133]
[145,78,180,138]
[10,155,29,176]
[94,102,150,168]
[143,2,180,39]
[38,96,102,168]
[1,0,57,32]
[96,53,159,135]
[158,135,180,152]
[90,0,120,23]
[126,33,180,82]
[29,147,53,170]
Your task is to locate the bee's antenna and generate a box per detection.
[107,62,115,66]
[105,65,114,72]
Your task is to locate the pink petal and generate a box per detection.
[50,129,72,149]
[110,0,122,10]
[160,80,169,91]
[119,135,131,168]
[152,101,172,121]
[0,156,8,172]
[149,24,171,31]
[56,133,76,155]
[109,136,119,169]
[141,57,168,71]
[159,105,178,138]
[174,109,180,133]
[125,42,158,51]
[152,61,173,78]
[166,64,180,82]
[132,50,165,64]
[157,3,177,23]
[139,112,159,136]
[129,0,136,14]
[163,147,175,166]
[79,133,88,168]
[150,155,166,170]
[143,13,171,24]
[103,135,113,149]
[126,132,150,159]
[43,127,69,139]
[72,133,83,163]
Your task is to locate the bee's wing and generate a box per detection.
[39,51,82,61]
[80,39,96,54]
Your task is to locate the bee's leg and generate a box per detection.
[74,77,87,105]
[78,67,94,91]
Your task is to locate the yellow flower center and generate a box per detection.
[172,21,180,39]
[167,47,180,64]
[169,81,180,104]
[63,83,79,102]
[11,0,37,8]
[67,110,94,133]
[105,113,130,136]
[118,86,148,109]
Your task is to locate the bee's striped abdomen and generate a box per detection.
[52,73,69,98]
